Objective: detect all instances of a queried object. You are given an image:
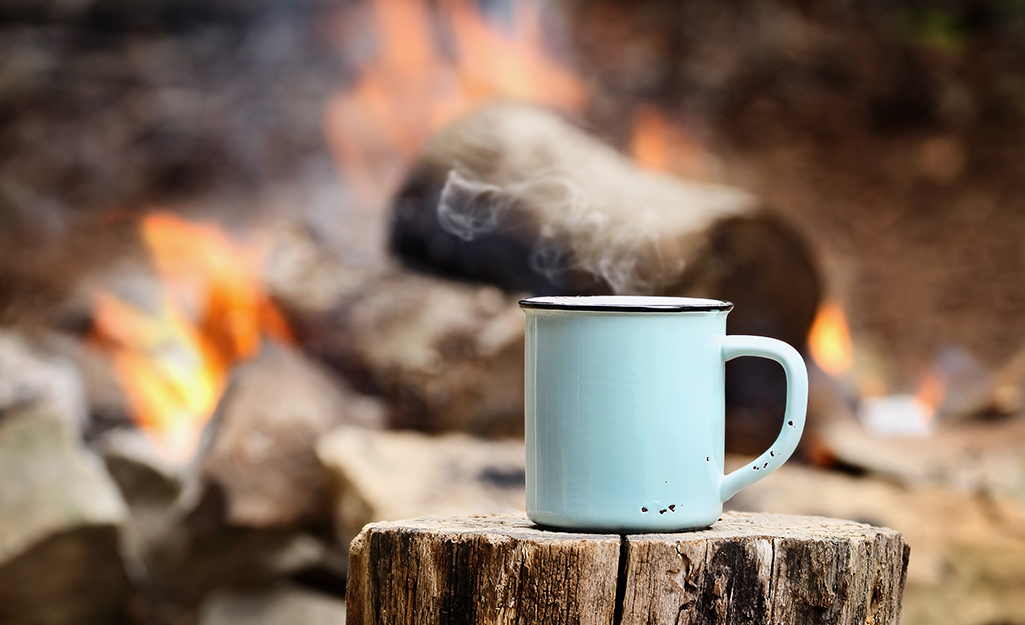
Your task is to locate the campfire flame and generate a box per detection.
[91,213,292,462]
[811,299,941,433]
[324,0,728,207]
[808,300,854,378]
[629,106,712,180]
[914,368,945,420]
[324,0,585,206]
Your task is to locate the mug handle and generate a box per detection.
[719,335,809,502]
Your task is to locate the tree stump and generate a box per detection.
[346,511,909,625]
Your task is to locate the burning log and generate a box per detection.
[316,427,525,559]
[388,102,822,452]
[181,341,386,529]
[389,102,819,340]
[89,211,296,463]
[0,408,130,625]
[346,512,908,625]
[263,228,525,435]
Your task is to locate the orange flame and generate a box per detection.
[324,0,586,207]
[914,370,945,420]
[92,212,292,462]
[629,106,713,180]
[808,300,854,377]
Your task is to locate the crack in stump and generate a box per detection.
[612,535,629,624]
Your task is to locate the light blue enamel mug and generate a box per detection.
[520,295,808,533]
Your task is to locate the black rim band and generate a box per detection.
[519,296,734,313]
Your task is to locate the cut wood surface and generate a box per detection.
[347,511,908,625]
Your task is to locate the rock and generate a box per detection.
[727,458,1025,625]
[181,341,386,529]
[0,329,87,433]
[98,428,181,508]
[317,427,525,555]
[97,428,327,621]
[263,225,831,451]
[803,361,860,465]
[101,447,328,623]
[94,427,183,587]
[0,409,130,625]
[263,228,526,435]
[987,346,1025,415]
[820,417,1025,504]
[196,583,346,625]
[129,527,328,624]
[86,345,370,622]
[72,340,133,437]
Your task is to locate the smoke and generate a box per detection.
[436,166,674,294]
[437,168,516,241]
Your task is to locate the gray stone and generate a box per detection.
[0,330,86,433]
[0,409,130,625]
[820,417,1025,504]
[181,341,386,529]
[263,228,526,436]
[94,427,183,587]
[317,427,525,556]
[197,583,345,625]
[139,529,327,618]
[72,340,132,433]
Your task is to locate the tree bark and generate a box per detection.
[346,511,908,625]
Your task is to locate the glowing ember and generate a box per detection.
[91,212,292,462]
[808,300,854,377]
[324,0,585,207]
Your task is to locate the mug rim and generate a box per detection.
[518,295,734,313]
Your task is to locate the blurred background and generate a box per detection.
[1,0,1025,623]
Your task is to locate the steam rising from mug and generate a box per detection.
[437,166,679,294]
